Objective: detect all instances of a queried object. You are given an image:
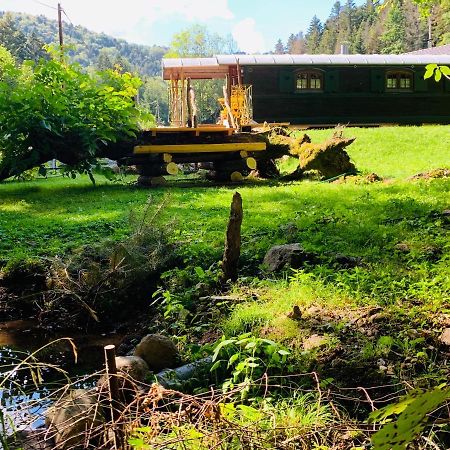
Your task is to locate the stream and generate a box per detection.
[0,319,124,437]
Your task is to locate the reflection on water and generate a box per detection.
[0,320,123,438]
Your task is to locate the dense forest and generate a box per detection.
[274,0,450,54]
[0,11,171,122]
[0,11,167,75]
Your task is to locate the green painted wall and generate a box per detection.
[243,65,450,125]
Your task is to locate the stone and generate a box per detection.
[115,356,149,382]
[134,334,180,372]
[97,355,149,404]
[332,253,362,268]
[263,243,317,272]
[45,389,104,449]
[303,334,329,351]
[7,430,53,450]
[439,328,450,346]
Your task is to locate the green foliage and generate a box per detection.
[164,24,238,58]
[380,0,407,54]
[210,333,291,397]
[0,45,15,79]
[305,16,323,53]
[150,262,221,334]
[0,48,152,180]
[139,76,170,124]
[275,0,450,55]
[370,386,450,450]
[425,63,450,82]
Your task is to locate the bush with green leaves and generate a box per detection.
[0,47,153,181]
[210,333,291,398]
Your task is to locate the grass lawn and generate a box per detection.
[307,125,450,178]
[1,125,448,265]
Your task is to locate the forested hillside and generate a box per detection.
[274,0,450,54]
[0,11,167,76]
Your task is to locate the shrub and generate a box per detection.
[0,47,153,181]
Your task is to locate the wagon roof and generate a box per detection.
[162,53,450,80]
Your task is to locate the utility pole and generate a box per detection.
[51,2,63,171]
[427,15,433,49]
[58,3,63,53]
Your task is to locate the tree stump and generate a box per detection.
[221,192,243,283]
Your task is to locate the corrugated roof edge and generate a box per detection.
[163,54,450,67]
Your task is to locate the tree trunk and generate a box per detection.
[221,192,243,283]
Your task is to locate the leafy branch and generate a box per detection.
[425,63,450,82]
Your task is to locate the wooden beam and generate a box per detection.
[147,126,233,135]
[134,142,267,155]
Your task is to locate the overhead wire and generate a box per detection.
[32,0,58,10]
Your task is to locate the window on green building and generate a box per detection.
[296,70,323,91]
[386,70,413,91]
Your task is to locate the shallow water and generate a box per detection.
[0,320,124,435]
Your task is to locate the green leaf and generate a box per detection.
[135,427,152,433]
[210,360,223,372]
[435,70,442,82]
[212,339,235,361]
[423,68,434,79]
[237,404,264,422]
[227,353,240,367]
[247,362,259,368]
[439,65,450,76]
[278,349,290,356]
[371,387,450,450]
[194,266,205,277]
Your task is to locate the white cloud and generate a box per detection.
[232,18,265,54]
[2,0,233,41]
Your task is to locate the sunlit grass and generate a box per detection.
[305,125,450,178]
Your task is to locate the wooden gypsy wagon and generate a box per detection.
[162,53,450,126]
[127,53,449,184]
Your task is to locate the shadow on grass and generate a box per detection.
[0,176,447,270]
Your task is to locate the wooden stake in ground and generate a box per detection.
[104,345,123,448]
[221,192,243,283]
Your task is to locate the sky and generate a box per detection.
[1,0,365,53]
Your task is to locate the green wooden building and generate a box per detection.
[163,54,450,126]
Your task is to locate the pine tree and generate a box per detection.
[351,24,366,53]
[305,16,323,53]
[274,39,285,54]
[319,27,337,53]
[330,1,343,19]
[403,0,428,51]
[286,34,297,53]
[380,0,408,53]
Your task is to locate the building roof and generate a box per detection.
[162,53,450,80]
[407,44,450,55]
